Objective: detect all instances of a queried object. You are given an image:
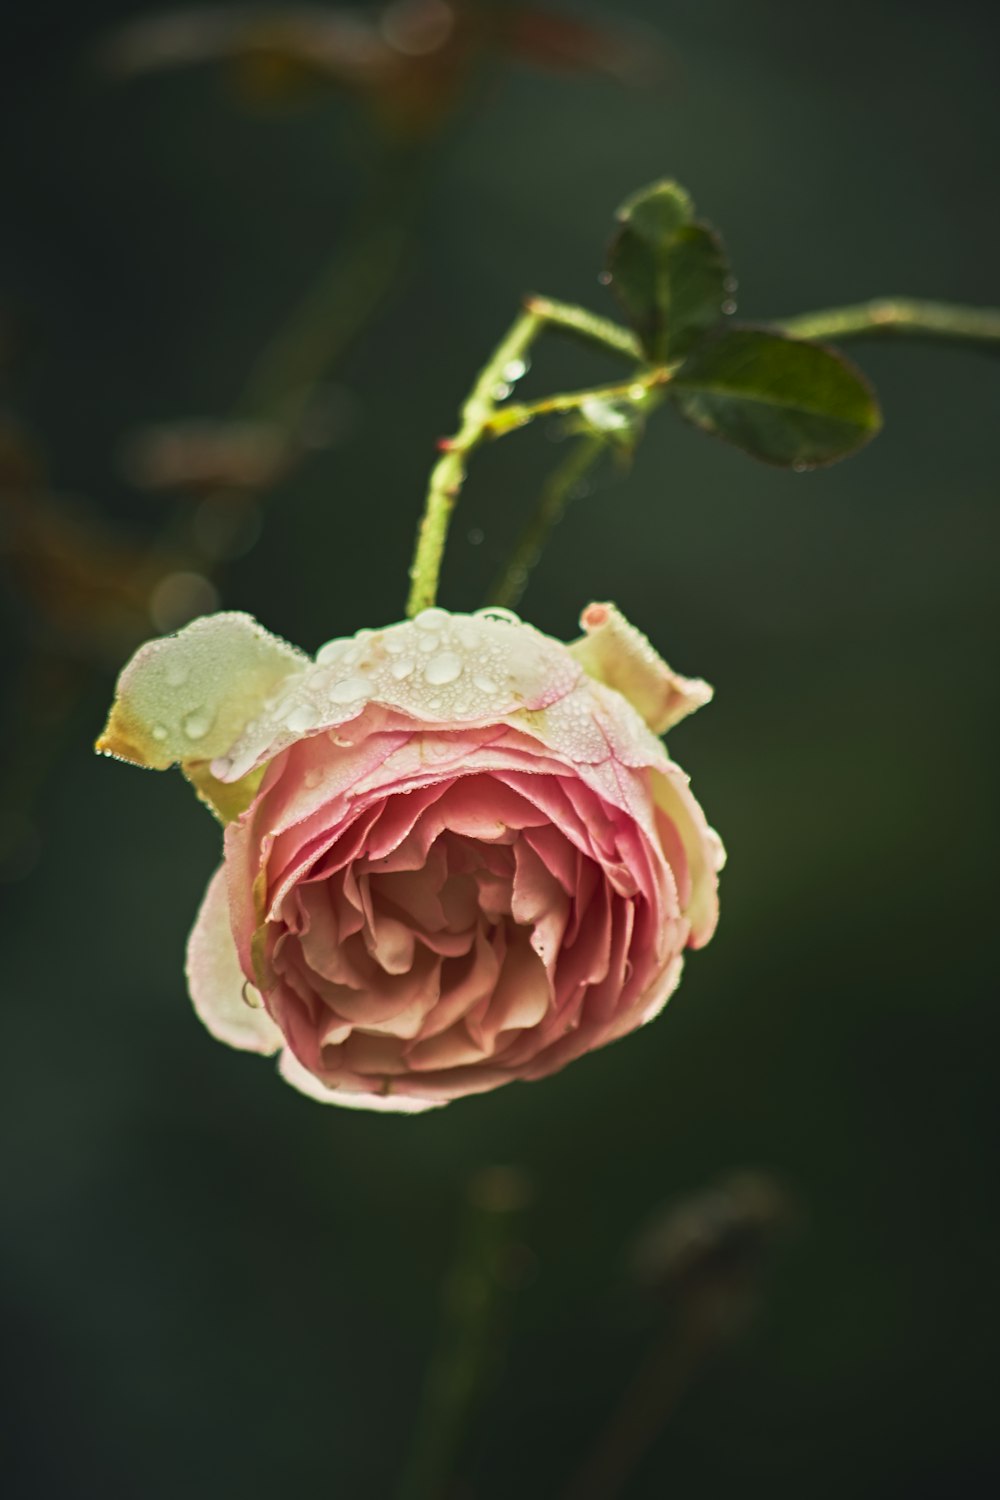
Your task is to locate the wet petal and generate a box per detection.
[185,867,282,1054]
[569,601,713,734]
[97,611,307,773]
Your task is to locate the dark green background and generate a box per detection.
[3,2,999,1495]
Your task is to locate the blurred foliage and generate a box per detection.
[2,3,1000,1498]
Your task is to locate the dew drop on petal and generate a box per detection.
[474,606,520,625]
[416,632,440,654]
[423,651,463,686]
[241,980,262,1010]
[391,657,416,680]
[303,767,322,789]
[473,673,498,694]
[415,607,450,630]
[183,710,212,741]
[316,640,349,665]
[285,704,315,733]
[165,663,189,688]
[151,723,168,742]
[328,675,372,704]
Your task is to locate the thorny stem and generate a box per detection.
[485,366,670,437]
[405,305,545,616]
[406,292,1000,617]
[405,305,658,616]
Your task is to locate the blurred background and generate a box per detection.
[3,1,999,1495]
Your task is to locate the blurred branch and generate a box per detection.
[488,432,605,610]
[394,1166,532,1500]
[775,297,1000,349]
[241,147,424,423]
[562,1173,794,1500]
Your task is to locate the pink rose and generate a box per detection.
[99,602,724,1111]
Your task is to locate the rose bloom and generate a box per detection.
[99,602,723,1112]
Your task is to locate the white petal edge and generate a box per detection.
[185,866,283,1054]
[278,1049,445,1113]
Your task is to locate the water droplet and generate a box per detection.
[382,631,407,655]
[722,298,737,315]
[474,607,520,625]
[328,674,372,704]
[391,657,416,680]
[241,980,262,1010]
[502,357,529,382]
[492,380,512,401]
[151,723,168,742]
[285,704,315,733]
[303,767,323,789]
[183,710,212,741]
[416,632,440,653]
[164,662,188,688]
[424,651,463,686]
[597,271,612,286]
[467,527,485,546]
[473,673,498,694]
[428,696,442,711]
[628,384,647,402]
[415,607,449,630]
[316,639,349,665]
[792,461,809,474]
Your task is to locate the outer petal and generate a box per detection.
[569,602,713,734]
[651,765,726,948]
[277,1049,444,1113]
[185,867,283,1054]
[215,607,584,781]
[96,611,308,772]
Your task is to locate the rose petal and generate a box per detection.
[97,611,307,774]
[278,1048,444,1112]
[185,867,282,1054]
[570,602,713,734]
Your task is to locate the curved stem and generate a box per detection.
[524,294,642,361]
[405,307,544,616]
[405,294,655,616]
[488,434,605,611]
[487,366,669,438]
[775,297,1000,348]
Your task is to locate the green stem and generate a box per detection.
[405,296,653,616]
[524,294,642,361]
[775,297,1000,348]
[405,307,545,616]
[488,434,605,610]
[486,366,669,437]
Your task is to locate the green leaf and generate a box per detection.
[606,179,731,361]
[670,327,882,467]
